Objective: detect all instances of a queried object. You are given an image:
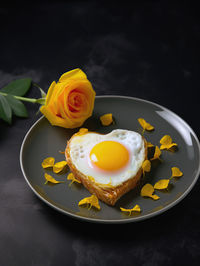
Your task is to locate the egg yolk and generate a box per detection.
[90,141,129,171]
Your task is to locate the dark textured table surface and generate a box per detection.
[0,1,200,265]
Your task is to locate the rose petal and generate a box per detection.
[59,68,87,82]
[147,142,154,148]
[100,113,113,126]
[160,135,172,145]
[141,183,160,200]
[44,173,64,184]
[154,179,170,190]
[138,118,154,131]
[41,157,55,168]
[78,128,88,135]
[171,167,183,178]
[67,173,81,184]
[40,106,71,128]
[150,146,162,161]
[160,135,178,151]
[151,194,160,200]
[120,205,141,215]
[160,143,178,151]
[78,195,100,210]
[46,81,56,105]
[53,161,67,173]
[63,81,95,120]
[142,160,151,175]
[141,183,154,196]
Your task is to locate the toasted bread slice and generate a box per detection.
[65,133,147,206]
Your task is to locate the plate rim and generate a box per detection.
[20,95,200,224]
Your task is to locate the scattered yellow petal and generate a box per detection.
[160,135,178,151]
[151,194,160,200]
[160,135,172,145]
[138,118,154,132]
[67,173,81,185]
[41,157,55,168]
[100,113,113,126]
[141,183,154,196]
[44,173,64,184]
[78,194,100,210]
[142,160,151,175]
[150,146,162,161]
[120,205,141,215]
[141,183,160,200]
[147,142,154,148]
[78,128,88,135]
[154,179,170,190]
[53,161,67,173]
[171,167,183,178]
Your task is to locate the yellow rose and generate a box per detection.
[40,68,96,129]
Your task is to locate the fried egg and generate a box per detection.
[68,129,145,187]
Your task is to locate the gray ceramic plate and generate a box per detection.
[20,96,200,223]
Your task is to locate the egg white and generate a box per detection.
[69,129,145,187]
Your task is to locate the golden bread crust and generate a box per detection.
[65,133,147,206]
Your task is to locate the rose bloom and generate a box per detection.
[40,69,96,129]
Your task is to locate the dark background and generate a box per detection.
[0,1,200,265]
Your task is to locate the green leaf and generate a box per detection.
[0,94,12,124]
[5,94,28,118]
[0,78,32,96]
